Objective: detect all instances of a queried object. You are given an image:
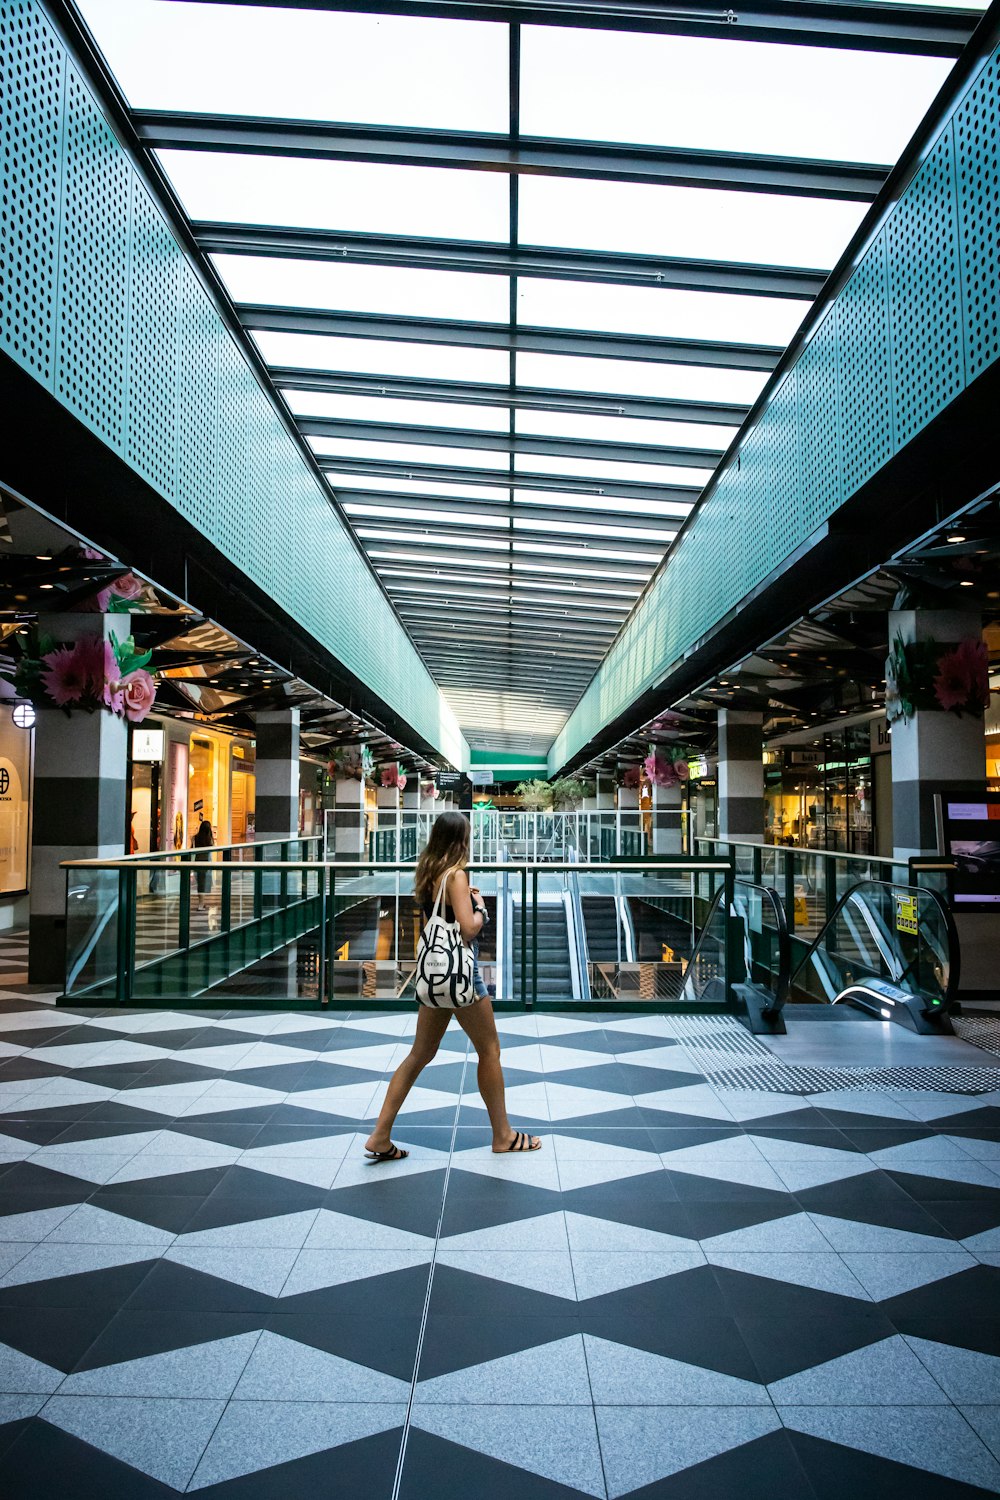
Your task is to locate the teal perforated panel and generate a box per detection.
[0,1,63,384]
[550,39,1000,774]
[955,48,1000,381]
[886,129,965,445]
[0,0,470,769]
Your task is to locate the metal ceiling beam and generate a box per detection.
[272,370,751,424]
[337,486,693,523]
[369,545,651,577]
[240,304,782,370]
[165,1,978,56]
[379,567,641,600]
[209,228,826,301]
[321,456,702,504]
[387,587,630,620]
[138,113,887,200]
[299,415,723,468]
[396,600,626,629]
[349,502,677,544]
[362,522,667,561]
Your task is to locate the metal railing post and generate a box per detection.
[317,865,328,1005]
[783,849,796,936]
[179,855,191,951]
[531,867,538,1009]
[221,848,232,934]
[520,867,528,1007]
[116,867,135,1004]
[328,867,338,1003]
[253,843,264,920]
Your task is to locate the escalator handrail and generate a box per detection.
[681,883,727,1002]
[734,879,791,1013]
[789,877,961,1008]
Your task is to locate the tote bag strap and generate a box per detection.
[429,865,462,924]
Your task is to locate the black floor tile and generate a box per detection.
[793,1173,954,1235]
[618,1429,818,1499]
[190,1426,403,1500]
[0,1420,181,1500]
[712,1266,898,1383]
[85,1190,208,1234]
[120,1258,276,1315]
[0,1259,160,1310]
[399,1428,591,1500]
[788,1430,1000,1500]
[0,1304,119,1371]
[438,1174,565,1236]
[418,1309,582,1380]
[881,1264,1000,1355]
[264,1310,421,1381]
[68,1308,263,1371]
[920,1197,1000,1238]
[581,1267,760,1382]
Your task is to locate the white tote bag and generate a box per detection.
[415,866,477,1008]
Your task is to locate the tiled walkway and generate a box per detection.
[4,983,1000,1495]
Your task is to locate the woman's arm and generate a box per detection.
[448,869,484,945]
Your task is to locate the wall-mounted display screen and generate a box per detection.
[939,793,1000,911]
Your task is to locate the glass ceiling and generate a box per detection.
[75,0,982,756]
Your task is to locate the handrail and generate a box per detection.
[565,848,591,1002]
[733,879,791,1013]
[62,857,734,872]
[698,835,902,870]
[790,878,961,1009]
[89,835,323,865]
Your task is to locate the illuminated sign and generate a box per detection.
[132,728,164,762]
[894,891,918,937]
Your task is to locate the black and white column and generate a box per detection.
[717,709,764,842]
[890,609,987,859]
[254,709,300,841]
[334,772,367,861]
[29,614,128,985]
[651,781,684,855]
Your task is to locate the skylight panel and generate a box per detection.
[514,455,709,487]
[326,476,512,503]
[512,560,650,581]
[517,280,810,347]
[212,256,508,323]
[158,153,509,244]
[514,353,769,405]
[513,540,660,564]
[358,529,510,552]
[282,390,509,434]
[344,504,511,529]
[311,437,506,472]
[514,515,676,544]
[252,332,510,385]
[520,27,951,163]
[513,490,692,519]
[75,0,508,130]
[515,411,738,451]
[519,177,867,269]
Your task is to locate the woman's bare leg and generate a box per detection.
[365,1007,452,1152]
[457,998,540,1152]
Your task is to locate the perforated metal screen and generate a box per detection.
[0,0,468,770]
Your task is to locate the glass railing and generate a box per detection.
[471,810,648,865]
[60,855,735,1010]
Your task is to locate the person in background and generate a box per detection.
[191,811,215,912]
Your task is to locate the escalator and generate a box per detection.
[511,901,574,1000]
[582,896,622,961]
[790,878,958,1033]
[680,880,791,1034]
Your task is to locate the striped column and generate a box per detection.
[254,710,300,840]
[617,779,642,853]
[890,609,987,859]
[718,710,764,842]
[375,785,400,861]
[334,774,367,861]
[401,783,420,856]
[29,614,128,985]
[651,781,684,855]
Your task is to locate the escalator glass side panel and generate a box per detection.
[790,879,957,1013]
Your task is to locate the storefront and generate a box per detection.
[0,704,33,918]
[128,719,256,855]
[764,724,875,855]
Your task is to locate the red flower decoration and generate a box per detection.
[933,637,990,716]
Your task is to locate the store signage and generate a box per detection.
[193,799,204,812]
[11,704,35,730]
[790,749,823,766]
[469,770,493,787]
[232,745,245,759]
[437,772,462,790]
[894,891,919,937]
[687,755,709,780]
[132,728,164,763]
[870,718,891,756]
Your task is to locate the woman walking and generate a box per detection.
[365,811,541,1161]
[191,811,215,912]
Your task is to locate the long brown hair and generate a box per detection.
[414,811,471,907]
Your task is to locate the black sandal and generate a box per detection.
[364,1143,409,1162]
[501,1130,542,1153]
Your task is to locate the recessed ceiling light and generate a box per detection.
[947,534,965,543]
[959,580,974,587]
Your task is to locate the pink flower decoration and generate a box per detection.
[111,572,144,601]
[41,642,92,707]
[644,751,677,788]
[120,669,156,723]
[397,774,408,792]
[673,757,690,781]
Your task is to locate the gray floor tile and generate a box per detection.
[705,1251,870,1300]
[959,1406,1000,1463]
[571,1250,706,1300]
[61,1332,261,1399]
[0,1342,64,1395]
[0,1242,157,1288]
[233,1331,410,1402]
[41,1394,227,1491]
[176,1209,320,1250]
[163,1246,299,1296]
[907,1338,1000,1403]
[778,1404,1000,1491]
[415,1334,591,1406]
[584,1334,768,1406]
[596,1403,781,1498]
[769,1335,949,1406]
[188,1399,407,1489]
[411,1403,606,1497]
[280,1247,432,1297]
[434,1249,578,1300]
[840,1250,976,1300]
[43,1205,176,1247]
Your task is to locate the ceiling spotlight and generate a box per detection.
[959,580,974,587]
[947,534,966,543]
